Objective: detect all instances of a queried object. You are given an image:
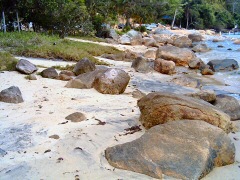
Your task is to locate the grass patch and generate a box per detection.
[0,32,120,64]
[0,51,18,71]
[52,64,75,71]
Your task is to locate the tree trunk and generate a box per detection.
[171,9,177,29]
[16,11,20,32]
[186,8,189,29]
[2,11,6,33]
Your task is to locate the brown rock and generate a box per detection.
[131,57,151,73]
[73,58,96,76]
[41,68,58,79]
[157,45,196,66]
[154,58,175,75]
[185,90,216,102]
[132,89,146,99]
[137,92,232,132]
[188,57,204,69]
[170,76,201,88]
[58,74,72,81]
[65,112,86,122]
[173,36,192,48]
[0,86,24,104]
[59,70,75,77]
[192,44,210,52]
[93,68,130,94]
[144,48,157,59]
[142,37,158,47]
[200,65,214,75]
[188,33,203,42]
[105,120,235,179]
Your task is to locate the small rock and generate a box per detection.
[65,112,86,122]
[49,135,60,139]
[73,58,96,76]
[0,86,24,104]
[29,74,37,80]
[132,89,146,99]
[41,68,58,79]
[16,59,38,74]
[154,59,175,75]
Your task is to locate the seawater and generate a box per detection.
[195,34,240,100]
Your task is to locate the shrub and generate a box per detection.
[0,52,18,71]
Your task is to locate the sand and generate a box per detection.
[1,35,240,179]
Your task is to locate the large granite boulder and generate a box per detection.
[65,68,108,89]
[0,86,24,104]
[207,59,239,72]
[157,46,196,66]
[154,58,175,75]
[118,34,131,45]
[137,92,232,132]
[73,58,96,76]
[142,37,158,47]
[153,34,173,44]
[105,120,235,180]
[188,33,203,42]
[213,94,240,121]
[131,57,151,73]
[16,59,37,74]
[192,44,210,52]
[173,36,192,48]
[93,68,130,94]
[41,68,58,79]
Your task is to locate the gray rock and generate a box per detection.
[29,74,37,80]
[105,120,235,179]
[142,37,158,47]
[16,59,37,74]
[65,68,108,89]
[153,28,173,35]
[93,68,130,94]
[0,148,7,157]
[73,58,96,76]
[118,34,131,45]
[65,112,86,122]
[0,86,24,104]
[207,59,239,72]
[132,89,146,99]
[137,92,232,132]
[109,29,119,41]
[213,94,240,121]
[131,57,151,73]
[41,68,58,79]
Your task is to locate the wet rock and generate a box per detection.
[73,58,96,76]
[157,45,196,66]
[154,58,175,75]
[192,44,210,52]
[16,59,37,74]
[213,94,240,121]
[173,36,192,48]
[65,112,86,122]
[93,68,130,94]
[65,68,108,89]
[105,120,235,179]
[170,76,201,88]
[212,38,223,42]
[185,90,216,102]
[217,45,224,48]
[137,92,232,132]
[41,68,58,79]
[132,89,146,99]
[207,59,239,72]
[131,57,151,73]
[0,86,24,104]
[188,57,204,69]
[200,65,214,75]
[188,33,203,42]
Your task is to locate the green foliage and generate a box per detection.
[0,32,120,63]
[122,26,131,33]
[134,26,147,33]
[0,51,18,71]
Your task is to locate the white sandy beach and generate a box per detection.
[1,37,240,180]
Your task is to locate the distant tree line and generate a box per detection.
[1,0,239,37]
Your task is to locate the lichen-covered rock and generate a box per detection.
[93,68,130,94]
[137,92,232,132]
[0,86,23,104]
[105,120,235,179]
